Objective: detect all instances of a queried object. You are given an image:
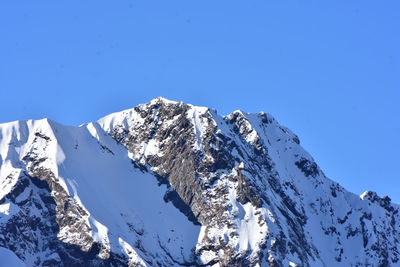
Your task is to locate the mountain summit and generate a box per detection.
[0,98,398,266]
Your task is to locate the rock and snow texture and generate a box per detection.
[0,97,399,266]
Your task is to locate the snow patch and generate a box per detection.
[90,217,110,246]
[0,203,10,215]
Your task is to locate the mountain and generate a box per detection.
[0,97,399,267]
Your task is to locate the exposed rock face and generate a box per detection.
[0,97,399,266]
[0,172,127,267]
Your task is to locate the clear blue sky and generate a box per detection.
[1,1,399,202]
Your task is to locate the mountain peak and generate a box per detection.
[149,96,179,105]
[1,100,399,266]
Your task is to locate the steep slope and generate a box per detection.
[0,97,399,266]
[0,118,199,266]
[0,247,26,267]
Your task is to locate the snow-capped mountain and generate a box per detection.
[0,97,399,267]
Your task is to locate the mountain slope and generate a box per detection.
[0,97,399,266]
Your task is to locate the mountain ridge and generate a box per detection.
[0,97,399,266]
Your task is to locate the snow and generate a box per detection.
[141,138,159,157]
[90,218,110,246]
[0,112,201,265]
[150,96,179,105]
[0,247,26,267]
[55,144,66,164]
[360,190,370,200]
[237,203,267,251]
[186,105,209,151]
[96,106,143,133]
[118,237,146,266]
[51,121,200,262]
[1,97,399,266]
[0,203,10,215]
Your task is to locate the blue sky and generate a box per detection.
[1,1,399,202]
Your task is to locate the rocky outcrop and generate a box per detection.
[0,171,129,267]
